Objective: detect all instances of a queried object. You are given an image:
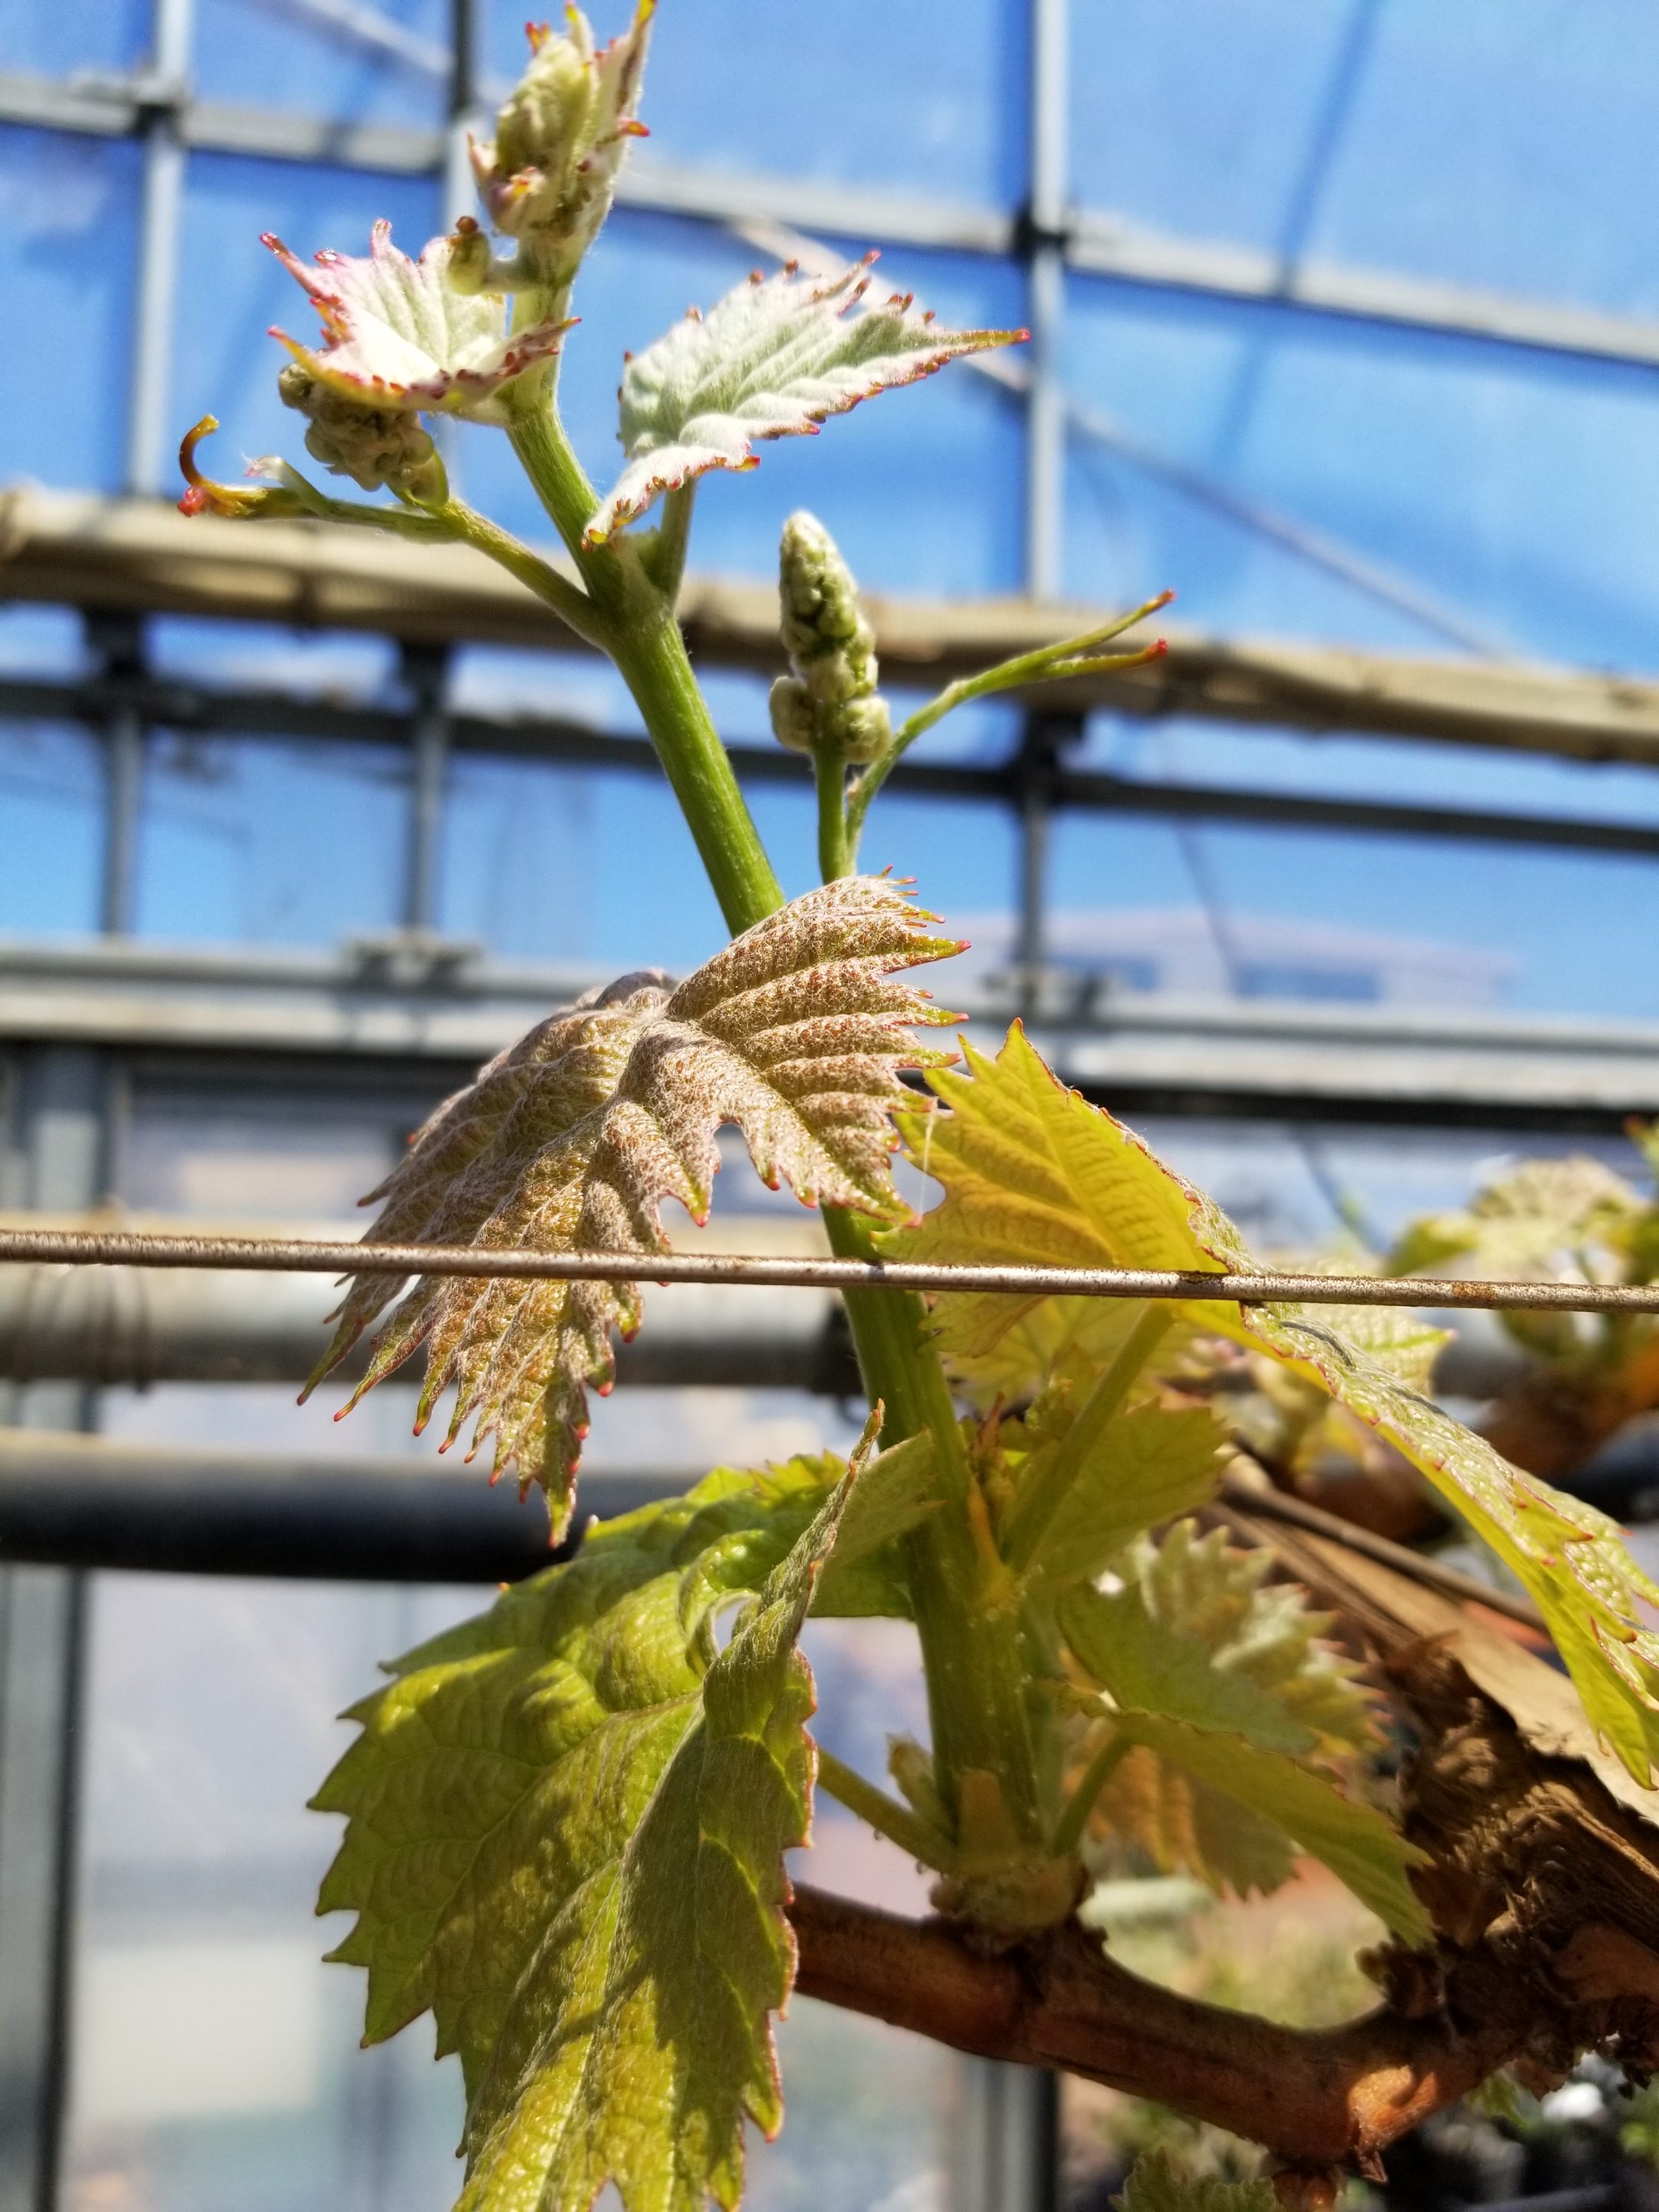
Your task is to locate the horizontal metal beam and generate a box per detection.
[0,1429,679,1581]
[0,1214,849,1391]
[1067,210,1659,373]
[10,667,1659,866]
[11,492,1659,770]
[7,69,1659,373]
[8,936,1659,1129]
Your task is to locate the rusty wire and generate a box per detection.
[2,1225,1658,1314]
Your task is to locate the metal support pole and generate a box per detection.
[1023,0,1071,599]
[950,2058,1059,2212]
[87,616,148,940]
[444,0,482,223]
[100,716,143,939]
[401,644,451,932]
[1015,709,1084,1025]
[124,0,196,496]
[0,1051,109,2212]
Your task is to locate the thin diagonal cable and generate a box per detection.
[3,1227,1659,1315]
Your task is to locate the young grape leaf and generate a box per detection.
[1114,2150,1278,2212]
[584,261,1022,545]
[316,1443,891,2212]
[887,1022,1659,1787]
[1018,1405,1226,1589]
[1060,1576,1426,1936]
[1061,1581,1316,1757]
[1076,1521,1378,1903]
[1386,1154,1641,1283]
[1094,1742,1301,1901]
[308,876,961,1534]
[935,1290,1204,1412]
[1131,1519,1376,1760]
[265,220,572,421]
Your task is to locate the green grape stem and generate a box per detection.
[505,385,1046,1846]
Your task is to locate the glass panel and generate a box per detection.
[1040,803,1659,1023]
[439,753,731,973]
[118,1079,423,1220]
[1070,0,1659,317]
[65,1570,476,2212]
[456,213,1028,597]
[0,722,105,934]
[1133,1117,1647,1255]
[134,731,408,946]
[1063,273,1659,667]
[0,0,149,75]
[174,154,439,488]
[484,0,1025,209]
[195,0,449,128]
[0,605,88,679]
[0,127,140,492]
[1083,713,1659,833]
[149,618,400,704]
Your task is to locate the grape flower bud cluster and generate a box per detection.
[768,513,892,767]
[464,5,654,289]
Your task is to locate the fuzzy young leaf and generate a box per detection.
[266,221,571,422]
[316,1449,881,2212]
[888,1022,1659,1787]
[310,877,960,1532]
[585,261,1022,545]
[1114,2150,1278,2212]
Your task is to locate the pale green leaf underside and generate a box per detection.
[315,1445,910,2212]
[1115,2149,1279,2212]
[888,1022,1659,1786]
[1025,1405,1224,1589]
[1059,1577,1427,1938]
[585,262,1021,545]
[1131,1519,1377,1762]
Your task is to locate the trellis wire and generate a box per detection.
[2,1227,1657,1314]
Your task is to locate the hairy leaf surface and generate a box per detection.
[316,1444,899,2212]
[310,877,959,1532]
[585,262,1021,545]
[888,1022,1659,1786]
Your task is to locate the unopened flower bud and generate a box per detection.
[469,4,652,277]
[770,512,891,765]
[835,694,892,765]
[768,676,816,756]
[445,214,495,296]
[278,363,438,495]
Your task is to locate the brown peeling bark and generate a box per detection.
[790,1515,1659,2180]
[788,1885,1521,2177]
